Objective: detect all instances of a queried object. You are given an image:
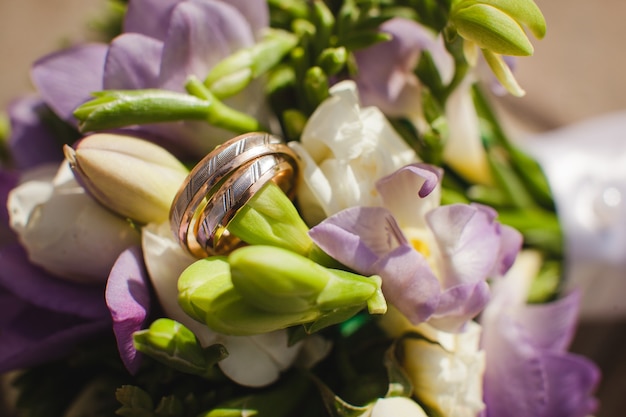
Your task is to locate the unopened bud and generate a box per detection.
[64,133,188,224]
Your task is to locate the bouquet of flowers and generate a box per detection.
[0,1,601,416]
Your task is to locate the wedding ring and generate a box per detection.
[170,132,299,257]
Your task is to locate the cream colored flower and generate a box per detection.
[402,321,486,417]
[289,80,419,225]
[7,162,140,284]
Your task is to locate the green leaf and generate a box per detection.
[452,3,534,56]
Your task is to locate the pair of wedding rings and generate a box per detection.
[170,132,299,258]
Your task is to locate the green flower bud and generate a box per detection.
[204,29,298,99]
[177,247,386,336]
[178,256,317,336]
[133,318,228,377]
[482,49,525,97]
[74,87,263,134]
[64,133,188,223]
[317,47,348,76]
[304,66,330,111]
[228,246,386,316]
[74,89,212,132]
[452,3,534,56]
[227,182,314,256]
[477,0,546,39]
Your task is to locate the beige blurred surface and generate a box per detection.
[0,0,105,108]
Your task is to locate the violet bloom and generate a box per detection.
[309,163,522,332]
[28,0,269,158]
[353,17,453,119]
[480,251,600,417]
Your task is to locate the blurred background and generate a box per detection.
[1,0,625,416]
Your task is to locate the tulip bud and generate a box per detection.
[64,133,189,224]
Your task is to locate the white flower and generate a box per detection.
[141,221,306,387]
[362,397,428,417]
[402,321,486,417]
[7,162,140,284]
[443,77,492,185]
[289,80,419,225]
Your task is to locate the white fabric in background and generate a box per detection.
[524,111,626,319]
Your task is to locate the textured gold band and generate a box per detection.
[169,132,299,257]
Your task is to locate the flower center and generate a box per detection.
[410,237,431,258]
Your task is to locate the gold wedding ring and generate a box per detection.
[170,132,299,257]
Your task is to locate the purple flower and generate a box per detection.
[0,244,111,372]
[480,251,600,417]
[28,0,269,158]
[354,18,453,118]
[309,163,521,332]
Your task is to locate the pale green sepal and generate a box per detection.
[227,182,313,256]
[204,29,298,99]
[477,0,546,39]
[74,89,211,132]
[481,49,525,96]
[453,3,533,56]
[132,318,228,378]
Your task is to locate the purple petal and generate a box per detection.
[124,0,181,41]
[31,43,107,124]
[482,288,600,417]
[515,291,581,352]
[158,0,255,91]
[309,206,406,273]
[490,222,523,277]
[0,244,109,320]
[427,204,502,288]
[216,0,269,39]
[1,170,19,245]
[376,163,443,228]
[428,281,490,332]
[355,18,433,102]
[105,246,151,374]
[7,96,65,169]
[542,352,601,417]
[482,314,548,417]
[103,33,164,90]
[0,303,109,373]
[372,244,440,324]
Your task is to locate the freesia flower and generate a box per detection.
[27,0,271,158]
[480,250,600,417]
[381,310,486,417]
[310,163,522,332]
[139,221,307,387]
[289,80,418,225]
[7,162,140,284]
[354,17,453,120]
